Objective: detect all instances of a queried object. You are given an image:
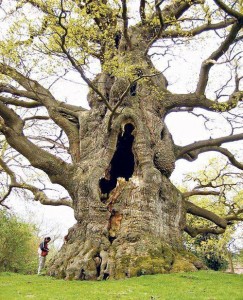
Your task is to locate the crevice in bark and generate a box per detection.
[94,255,101,278]
[114,31,122,49]
[160,128,165,139]
[130,82,137,96]
[108,209,123,243]
[99,123,135,198]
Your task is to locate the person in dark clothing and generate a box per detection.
[37,237,51,275]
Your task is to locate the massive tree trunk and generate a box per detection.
[49,33,202,279]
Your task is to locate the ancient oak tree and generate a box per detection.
[0,0,243,279]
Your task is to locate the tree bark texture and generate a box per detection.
[49,37,203,279]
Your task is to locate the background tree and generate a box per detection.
[0,0,242,279]
[183,158,243,271]
[0,209,39,274]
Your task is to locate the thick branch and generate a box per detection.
[181,146,243,170]
[0,95,42,108]
[59,102,88,113]
[185,201,243,238]
[139,0,146,24]
[0,64,54,102]
[225,210,243,222]
[184,225,225,237]
[23,116,50,122]
[0,156,72,207]
[29,188,73,207]
[121,0,131,50]
[0,83,87,112]
[213,0,243,20]
[0,63,81,161]
[176,133,243,160]
[0,157,18,185]
[0,83,45,102]
[0,102,74,187]
[162,0,197,21]
[183,190,220,198]
[185,200,227,228]
[161,19,235,38]
[2,184,73,208]
[143,0,200,51]
[165,91,243,112]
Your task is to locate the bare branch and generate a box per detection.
[161,0,198,23]
[196,22,242,95]
[28,188,73,207]
[0,84,87,111]
[0,156,18,185]
[0,84,46,102]
[2,183,73,208]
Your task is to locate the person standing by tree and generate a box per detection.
[37,237,51,275]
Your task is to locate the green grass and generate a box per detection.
[0,271,242,300]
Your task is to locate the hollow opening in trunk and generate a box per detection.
[99,123,135,197]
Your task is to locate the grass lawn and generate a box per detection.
[0,271,242,300]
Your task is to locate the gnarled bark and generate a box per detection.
[48,44,202,279]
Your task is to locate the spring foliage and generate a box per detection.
[0,209,39,273]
